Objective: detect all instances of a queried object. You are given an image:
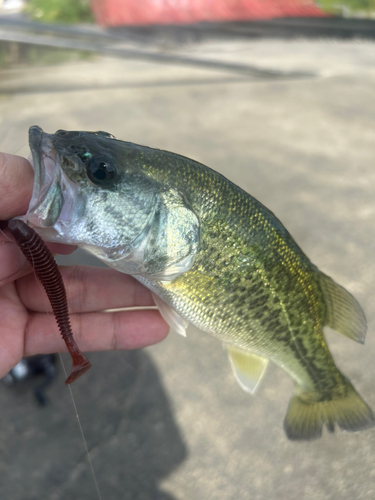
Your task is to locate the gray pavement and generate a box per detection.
[0,38,375,499]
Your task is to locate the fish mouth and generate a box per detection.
[27,125,63,227]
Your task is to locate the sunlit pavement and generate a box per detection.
[0,37,375,499]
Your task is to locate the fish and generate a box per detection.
[21,125,374,440]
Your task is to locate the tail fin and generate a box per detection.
[284,381,374,441]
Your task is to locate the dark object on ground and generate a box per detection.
[2,354,57,406]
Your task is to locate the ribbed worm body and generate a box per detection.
[8,219,92,384]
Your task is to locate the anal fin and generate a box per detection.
[226,345,269,394]
[152,293,189,337]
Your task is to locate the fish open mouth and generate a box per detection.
[27,125,63,228]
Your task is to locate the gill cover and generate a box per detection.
[107,188,201,281]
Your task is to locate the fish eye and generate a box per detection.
[86,158,116,187]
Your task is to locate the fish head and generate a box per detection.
[24,126,201,280]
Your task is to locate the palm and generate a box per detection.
[0,152,168,379]
[0,244,169,380]
[0,280,28,377]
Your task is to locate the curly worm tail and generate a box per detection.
[8,219,92,384]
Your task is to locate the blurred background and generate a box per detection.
[0,1,375,499]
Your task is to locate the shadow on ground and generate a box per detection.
[0,349,186,500]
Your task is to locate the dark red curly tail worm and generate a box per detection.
[7,219,92,384]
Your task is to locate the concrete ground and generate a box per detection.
[0,37,375,499]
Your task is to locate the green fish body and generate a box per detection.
[24,126,374,440]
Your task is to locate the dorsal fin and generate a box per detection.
[319,272,367,344]
[226,345,269,394]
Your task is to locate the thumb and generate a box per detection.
[0,153,33,220]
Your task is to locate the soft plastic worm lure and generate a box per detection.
[7,219,92,384]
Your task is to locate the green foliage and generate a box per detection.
[25,0,93,24]
[319,0,375,14]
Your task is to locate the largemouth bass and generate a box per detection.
[21,125,374,440]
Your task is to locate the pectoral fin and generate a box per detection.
[226,345,269,394]
[152,293,189,337]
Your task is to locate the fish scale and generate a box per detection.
[22,125,374,441]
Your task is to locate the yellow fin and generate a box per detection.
[284,380,375,441]
[226,345,269,394]
[319,272,367,344]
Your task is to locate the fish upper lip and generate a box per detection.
[27,126,61,226]
[29,125,43,149]
[28,126,43,198]
[28,125,55,182]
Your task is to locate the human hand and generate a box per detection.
[0,152,169,379]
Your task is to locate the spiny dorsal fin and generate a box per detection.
[319,272,367,344]
[226,345,269,394]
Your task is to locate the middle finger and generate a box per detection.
[17,265,156,313]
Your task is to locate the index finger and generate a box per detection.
[0,153,33,220]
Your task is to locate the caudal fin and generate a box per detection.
[284,381,374,441]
